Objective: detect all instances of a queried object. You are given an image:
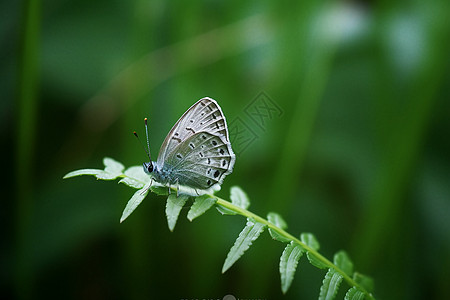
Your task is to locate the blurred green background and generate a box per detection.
[3,0,450,299]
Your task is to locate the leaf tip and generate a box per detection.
[120,214,128,223]
[221,265,229,274]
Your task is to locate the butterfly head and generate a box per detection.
[143,161,154,174]
[135,118,155,175]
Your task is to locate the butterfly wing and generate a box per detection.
[164,131,236,191]
[157,97,230,167]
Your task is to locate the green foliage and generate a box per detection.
[334,251,353,276]
[222,219,266,273]
[166,194,190,232]
[120,187,149,223]
[319,269,344,300]
[280,241,304,294]
[267,212,291,242]
[216,185,250,215]
[187,195,217,221]
[345,287,365,300]
[301,233,328,269]
[64,158,376,299]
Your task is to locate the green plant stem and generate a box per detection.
[15,0,40,299]
[70,169,375,298]
[214,196,375,300]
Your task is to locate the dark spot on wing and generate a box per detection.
[212,140,217,146]
[176,153,182,159]
[186,127,196,134]
[213,170,220,178]
[199,152,204,158]
[207,179,211,186]
[222,160,227,167]
[219,148,225,155]
[207,158,211,164]
[201,134,207,140]
[189,143,195,149]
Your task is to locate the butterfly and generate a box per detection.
[140,97,236,196]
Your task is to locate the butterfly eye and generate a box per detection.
[143,162,153,174]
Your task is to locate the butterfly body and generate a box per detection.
[143,98,235,196]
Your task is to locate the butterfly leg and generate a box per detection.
[175,178,180,197]
[140,178,153,195]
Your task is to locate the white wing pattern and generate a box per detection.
[157,97,230,165]
[156,97,235,191]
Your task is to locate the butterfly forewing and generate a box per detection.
[164,131,235,190]
[157,98,230,166]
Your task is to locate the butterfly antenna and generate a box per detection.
[133,130,151,161]
[144,118,152,160]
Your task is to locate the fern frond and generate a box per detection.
[64,158,376,299]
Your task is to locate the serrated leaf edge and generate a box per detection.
[319,269,344,300]
[280,241,304,294]
[222,219,266,273]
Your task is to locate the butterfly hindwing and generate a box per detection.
[157,98,229,167]
[164,131,235,190]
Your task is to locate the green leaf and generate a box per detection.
[187,195,217,221]
[333,251,353,276]
[267,212,291,242]
[222,219,266,273]
[96,157,124,180]
[150,185,169,195]
[353,272,374,293]
[165,194,190,231]
[216,205,237,215]
[300,232,320,250]
[306,252,328,269]
[119,166,150,189]
[103,157,125,176]
[230,186,250,209]
[63,157,125,180]
[120,186,149,223]
[216,186,249,215]
[63,169,105,179]
[300,233,327,269]
[345,287,365,300]
[319,269,343,300]
[279,241,304,294]
[267,212,288,229]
